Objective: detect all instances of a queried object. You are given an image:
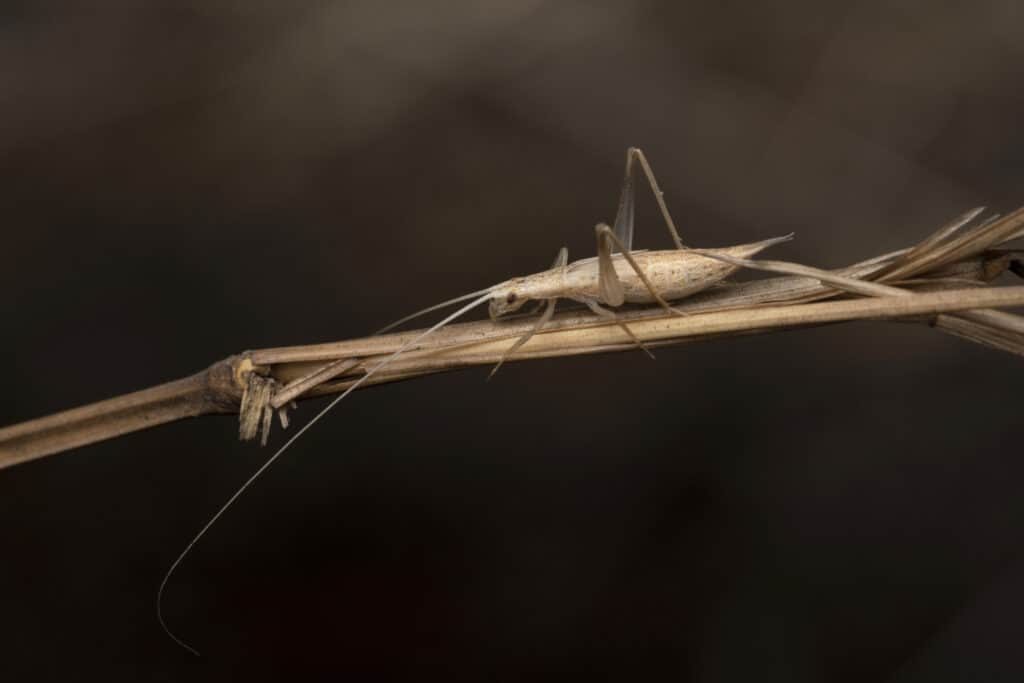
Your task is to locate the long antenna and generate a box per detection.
[157,290,495,655]
[375,286,495,334]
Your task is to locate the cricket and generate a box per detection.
[155,147,797,654]
[8,8,1024,679]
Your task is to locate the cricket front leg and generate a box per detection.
[488,247,569,379]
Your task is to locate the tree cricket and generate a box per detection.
[157,147,795,654]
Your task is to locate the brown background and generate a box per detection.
[2,1,1024,680]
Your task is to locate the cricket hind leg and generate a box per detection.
[595,222,684,317]
[584,299,656,360]
[487,247,569,380]
[613,147,686,251]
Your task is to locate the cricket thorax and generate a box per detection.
[488,269,568,319]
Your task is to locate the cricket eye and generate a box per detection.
[506,292,517,304]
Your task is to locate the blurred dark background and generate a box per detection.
[2,1,1024,680]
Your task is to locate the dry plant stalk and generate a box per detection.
[2,207,1023,470]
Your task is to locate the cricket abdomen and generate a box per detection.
[602,235,791,304]
[616,250,734,302]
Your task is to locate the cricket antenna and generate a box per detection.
[375,286,495,334]
[158,290,495,655]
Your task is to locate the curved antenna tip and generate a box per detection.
[155,289,495,655]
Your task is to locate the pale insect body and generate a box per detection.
[157,147,794,655]
[489,240,792,318]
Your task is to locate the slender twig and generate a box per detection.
[2,208,1022,470]
[0,358,244,469]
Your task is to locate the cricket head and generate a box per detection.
[488,282,530,320]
